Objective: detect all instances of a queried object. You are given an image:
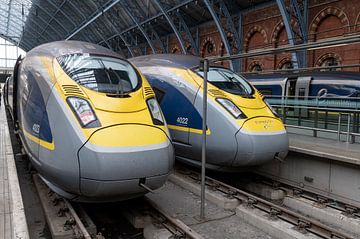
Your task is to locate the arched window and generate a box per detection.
[320,57,339,71]
[250,64,263,72]
[205,41,214,54]
[171,47,179,54]
[279,61,293,70]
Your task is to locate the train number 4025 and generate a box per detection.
[176,117,188,125]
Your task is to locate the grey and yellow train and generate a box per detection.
[130,54,289,171]
[4,41,174,202]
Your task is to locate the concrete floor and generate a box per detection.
[147,181,273,239]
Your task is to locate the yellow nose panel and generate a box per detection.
[88,124,168,147]
[242,117,285,133]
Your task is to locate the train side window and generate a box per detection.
[298,88,305,97]
[287,79,296,96]
[152,87,165,103]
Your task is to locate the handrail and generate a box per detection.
[269,102,360,143]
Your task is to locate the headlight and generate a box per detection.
[147,98,164,125]
[67,97,99,127]
[264,100,280,118]
[216,98,247,119]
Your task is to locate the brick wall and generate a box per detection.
[167,0,360,72]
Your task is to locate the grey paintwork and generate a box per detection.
[130,54,289,171]
[7,41,174,202]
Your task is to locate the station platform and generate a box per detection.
[288,133,360,165]
[0,104,29,238]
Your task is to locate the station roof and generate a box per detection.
[0,0,273,53]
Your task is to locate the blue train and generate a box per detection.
[245,71,360,100]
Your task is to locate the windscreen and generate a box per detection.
[57,54,140,94]
[196,67,254,96]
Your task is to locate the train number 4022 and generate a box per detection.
[176,117,188,125]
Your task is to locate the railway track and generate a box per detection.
[254,175,360,219]
[175,168,355,239]
[33,172,203,239]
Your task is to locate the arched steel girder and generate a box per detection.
[290,0,308,41]
[131,0,166,53]
[5,0,13,35]
[276,0,308,68]
[152,0,186,54]
[173,10,199,55]
[96,11,136,57]
[0,11,47,48]
[204,0,241,70]
[96,0,194,48]
[38,0,73,38]
[119,1,156,54]
[0,9,51,44]
[65,0,121,40]
[49,0,106,45]
[30,2,69,39]
[71,0,113,49]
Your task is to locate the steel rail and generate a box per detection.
[145,197,204,239]
[257,176,360,219]
[180,169,355,239]
[64,200,92,239]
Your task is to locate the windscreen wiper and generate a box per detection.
[108,67,126,96]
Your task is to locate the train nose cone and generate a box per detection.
[77,124,174,202]
[233,117,289,167]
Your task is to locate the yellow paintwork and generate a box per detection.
[163,66,286,134]
[36,56,169,148]
[241,117,285,133]
[24,129,55,150]
[168,124,211,135]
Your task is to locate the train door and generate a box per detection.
[295,76,312,118]
[283,78,297,116]
[285,78,296,97]
[12,56,22,129]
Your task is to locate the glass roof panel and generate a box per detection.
[0,0,33,47]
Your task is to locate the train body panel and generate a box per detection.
[5,41,174,202]
[246,72,360,99]
[131,54,288,171]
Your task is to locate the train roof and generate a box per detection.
[130,54,201,69]
[245,71,360,81]
[26,40,122,59]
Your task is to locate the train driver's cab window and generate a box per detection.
[195,67,254,97]
[57,53,141,95]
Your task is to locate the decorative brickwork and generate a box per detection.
[243,25,268,52]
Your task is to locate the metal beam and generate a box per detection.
[5,0,13,35]
[131,0,166,53]
[77,0,117,49]
[276,0,300,68]
[30,2,67,38]
[203,0,234,70]
[152,0,186,54]
[97,0,195,47]
[65,0,120,40]
[120,1,156,53]
[97,11,136,56]
[39,0,70,37]
[173,11,199,54]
